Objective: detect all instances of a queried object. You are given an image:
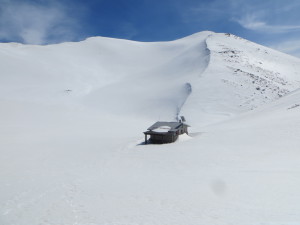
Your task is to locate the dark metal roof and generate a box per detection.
[146,121,188,133]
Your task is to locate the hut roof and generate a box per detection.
[146,121,188,133]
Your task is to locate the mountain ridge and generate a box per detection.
[1,31,300,126]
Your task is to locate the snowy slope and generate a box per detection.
[1,31,300,225]
[1,31,300,122]
[183,33,300,127]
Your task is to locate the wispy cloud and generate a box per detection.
[229,0,300,33]
[0,0,82,44]
[235,14,300,33]
[183,0,300,33]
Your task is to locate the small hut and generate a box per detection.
[144,117,189,144]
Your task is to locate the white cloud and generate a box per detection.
[0,1,81,44]
[184,0,300,34]
[235,14,300,33]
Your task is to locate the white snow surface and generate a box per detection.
[1,31,300,225]
[152,126,172,133]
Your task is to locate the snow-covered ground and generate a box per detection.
[1,31,300,225]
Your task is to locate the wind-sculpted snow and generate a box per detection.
[1,32,300,225]
[81,33,211,121]
[0,31,212,121]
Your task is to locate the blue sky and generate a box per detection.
[1,0,300,57]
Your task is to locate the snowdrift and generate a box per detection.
[1,31,300,225]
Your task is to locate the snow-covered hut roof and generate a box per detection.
[146,121,188,133]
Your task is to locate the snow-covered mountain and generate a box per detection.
[1,31,300,225]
